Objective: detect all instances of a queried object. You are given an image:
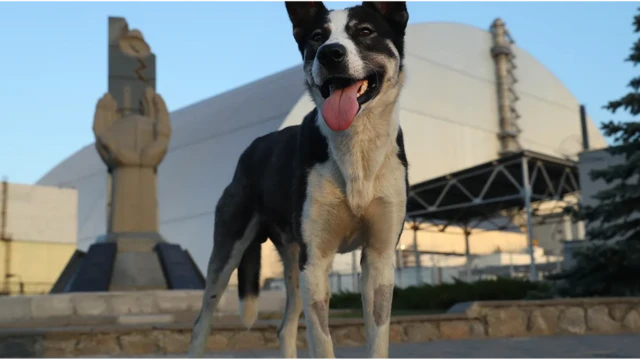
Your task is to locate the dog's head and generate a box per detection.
[286,1,409,132]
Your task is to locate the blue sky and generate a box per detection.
[0,1,637,185]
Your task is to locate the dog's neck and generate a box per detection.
[316,79,404,215]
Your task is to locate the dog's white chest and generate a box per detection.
[306,155,405,216]
[302,157,406,254]
[335,147,405,216]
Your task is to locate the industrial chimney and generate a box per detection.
[490,18,521,156]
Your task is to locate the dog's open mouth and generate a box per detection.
[319,73,381,132]
[320,72,380,105]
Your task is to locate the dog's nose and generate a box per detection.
[317,43,346,68]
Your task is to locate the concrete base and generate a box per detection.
[110,252,167,291]
[102,232,168,291]
[0,289,288,325]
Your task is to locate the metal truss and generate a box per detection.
[407,153,580,224]
[404,152,581,281]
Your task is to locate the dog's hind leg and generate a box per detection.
[187,185,260,358]
[237,235,264,329]
[360,199,405,358]
[275,240,302,358]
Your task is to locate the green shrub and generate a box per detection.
[330,277,550,312]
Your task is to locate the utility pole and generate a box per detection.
[521,158,538,281]
[411,222,422,285]
[1,178,12,294]
[464,226,472,281]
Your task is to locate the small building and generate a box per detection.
[0,181,78,295]
[578,147,638,242]
[559,146,638,268]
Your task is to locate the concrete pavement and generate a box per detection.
[41,335,640,360]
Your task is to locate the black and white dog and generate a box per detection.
[188,2,409,358]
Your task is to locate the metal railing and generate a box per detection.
[0,281,53,296]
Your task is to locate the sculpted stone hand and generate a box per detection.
[93,87,172,169]
[93,87,172,233]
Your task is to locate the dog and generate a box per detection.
[187,1,409,358]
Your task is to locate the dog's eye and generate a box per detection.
[311,31,323,42]
[358,27,374,36]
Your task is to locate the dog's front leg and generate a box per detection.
[360,199,405,358]
[301,248,336,358]
[300,192,355,357]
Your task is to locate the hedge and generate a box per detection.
[330,277,550,312]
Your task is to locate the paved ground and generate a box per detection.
[159,334,640,358]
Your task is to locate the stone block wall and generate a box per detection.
[1,297,639,357]
[453,298,640,337]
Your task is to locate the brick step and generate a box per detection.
[0,312,197,330]
[0,309,357,330]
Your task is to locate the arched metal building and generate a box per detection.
[37,22,608,280]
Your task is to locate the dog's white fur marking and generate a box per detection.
[187,216,260,357]
[312,10,367,85]
[239,296,259,329]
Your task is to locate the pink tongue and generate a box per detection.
[321,81,362,131]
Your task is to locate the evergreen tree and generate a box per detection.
[582,9,640,243]
[548,9,640,297]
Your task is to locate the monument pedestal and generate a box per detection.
[53,232,204,293]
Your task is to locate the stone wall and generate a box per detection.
[0,314,483,357]
[1,297,639,357]
[449,298,640,337]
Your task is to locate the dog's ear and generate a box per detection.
[362,2,409,32]
[285,2,328,43]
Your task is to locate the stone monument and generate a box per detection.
[52,17,204,293]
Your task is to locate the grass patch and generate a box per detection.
[330,278,550,311]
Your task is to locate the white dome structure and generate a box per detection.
[38,22,607,276]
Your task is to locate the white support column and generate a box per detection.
[521,157,538,281]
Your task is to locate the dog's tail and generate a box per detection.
[237,239,262,329]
